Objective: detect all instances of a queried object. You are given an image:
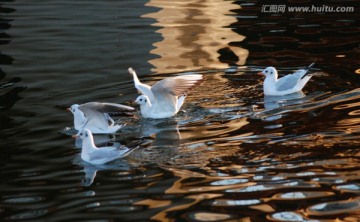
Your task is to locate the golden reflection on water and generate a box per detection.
[148,193,223,221]
[143,0,248,73]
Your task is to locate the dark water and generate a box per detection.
[1,0,360,221]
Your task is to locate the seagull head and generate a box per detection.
[259,67,278,80]
[135,95,150,106]
[69,104,80,114]
[79,128,93,143]
[69,104,87,129]
[79,129,96,160]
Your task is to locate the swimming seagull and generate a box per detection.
[79,129,137,165]
[68,102,134,134]
[128,67,204,119]
[259,63,315,96]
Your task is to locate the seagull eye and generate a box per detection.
[265,70,268,73]
[140,98,143,102]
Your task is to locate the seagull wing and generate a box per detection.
[276,70,306,91]
[150,74,203,110]
[276,63,314,91]
[128,67,155,102]
[78,106,109,127]
[90,146,136,163]
[151,74,204,97]
[82,102,134,113]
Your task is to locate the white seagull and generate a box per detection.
[79,129,137,165]
[259,63,315,96]
[68,102,134,134]
[128,67,204,119]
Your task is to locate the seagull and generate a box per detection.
[128,67,204,119]
[68,102,134,134]
[259,63,315,96]
[79,129,138,165]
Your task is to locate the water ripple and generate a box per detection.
[306,198,360,216]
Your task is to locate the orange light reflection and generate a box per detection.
[143,0,248,73]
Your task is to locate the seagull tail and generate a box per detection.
[301,62,315,79]
[306,62,315,70]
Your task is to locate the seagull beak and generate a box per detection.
[71,134,78,139]
[66,107,70,111]
[257,72,264,76]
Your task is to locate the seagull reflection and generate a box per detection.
[128,118,182,163]
[139,118,181,147]
[262,92,305,121]
[72,157,140,186]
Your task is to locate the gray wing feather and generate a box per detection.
[276,63,314,91]
[82,102,134,112]
[78,106,108,125]
[276,70,306,91]
[150,75,203,110]
[90,146,136,162]
[151,75,203,96]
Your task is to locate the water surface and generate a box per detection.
[0,0,359,221]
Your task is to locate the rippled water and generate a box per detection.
[1,0,359,221]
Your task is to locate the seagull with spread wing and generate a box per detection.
[68,102,134,134]
[128,67,204,119]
